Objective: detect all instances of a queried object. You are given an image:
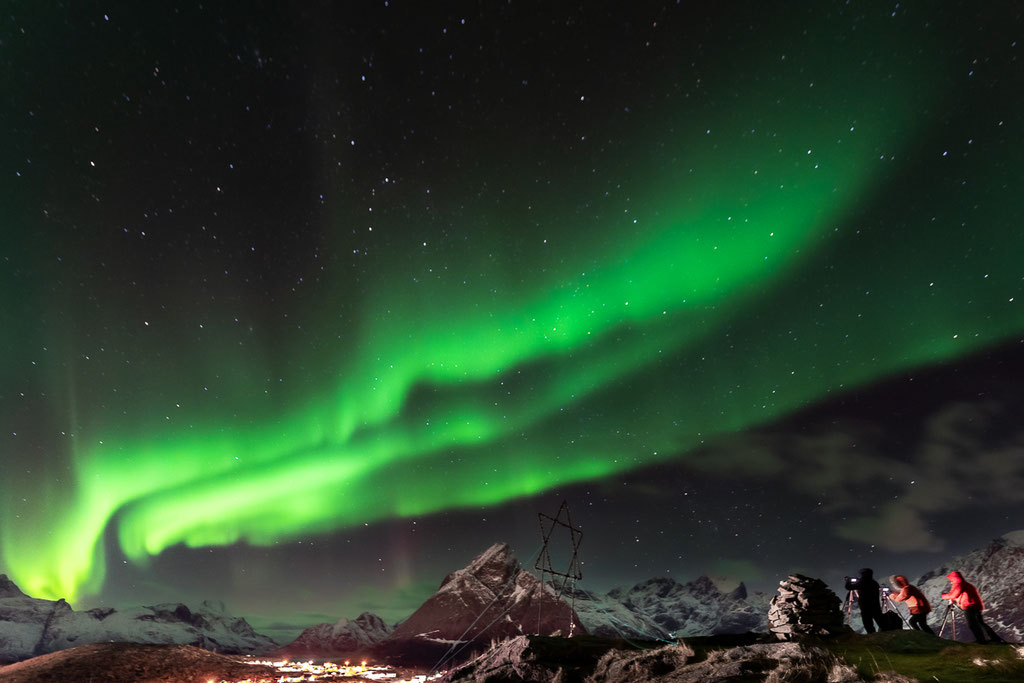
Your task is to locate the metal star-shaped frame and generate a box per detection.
[535,500,583,581]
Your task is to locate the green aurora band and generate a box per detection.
[3,13,1023,604]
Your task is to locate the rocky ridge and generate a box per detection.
[607,575,769,637]
[0,575,276,665]
[442,634,872,682]
[376,542,585,665]
[916,530,1024,642]
[563,575,770,641]
[557,584,670,640]
[278,611,392,658]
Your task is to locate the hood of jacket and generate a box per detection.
[947,571,964,584]
[890,575,908,589]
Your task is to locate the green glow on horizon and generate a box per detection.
[3,13,1023,605]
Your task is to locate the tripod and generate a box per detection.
[843,590,857,626]
[845,589,896,632]
[883,593,911,628]
[938,602,957,639]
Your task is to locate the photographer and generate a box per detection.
[941,571,1004,643]
[888,575,933,634]
[845,568,885,633]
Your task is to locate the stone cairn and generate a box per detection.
[768,574,845,640]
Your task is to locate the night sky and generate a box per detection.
[2,1,1023,642]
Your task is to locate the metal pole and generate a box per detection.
[938,603,952,637]
[885,595,910,627]
[845,590,858,626]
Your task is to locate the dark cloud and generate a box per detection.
[678,355,1024,556]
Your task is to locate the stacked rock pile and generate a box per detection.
[768,574,845,640]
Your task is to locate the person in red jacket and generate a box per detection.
[940,571,1003,643]
[888,575,933,634]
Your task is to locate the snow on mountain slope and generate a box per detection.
[601,576,770,637]
[278,611,392,657]
[385,542,585,646]
[0,575,276,664]
[916,531,1024,642]
[556,583,671,640]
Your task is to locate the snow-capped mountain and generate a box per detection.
[372,543,770,667]
[589,576,770,638]
[916,530,1024,642]
[383,542,585,654]
[556,583,671,640]
[278,611,392,658]
[0,575,276,664]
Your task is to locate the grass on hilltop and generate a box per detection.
[821,629,1024,682]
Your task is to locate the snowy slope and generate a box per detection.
[916,531,1024,642]
[596,576,770,637]
[0,575,276,664]
[278,612,392,657]
[0,577,50,664]
[556,583,671,640]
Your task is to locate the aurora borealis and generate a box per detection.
[2,1,1023,637]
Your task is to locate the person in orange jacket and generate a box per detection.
[888,575,933,634]
[940,571,1003,643]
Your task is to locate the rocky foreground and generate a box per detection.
[443,631,1024,682]
[0,642,276,683]
[3,631,1023,683]
[444,634,860,683]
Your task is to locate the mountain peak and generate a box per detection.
[621,576,679,600]
[1000,530,1024,548]
[385,542,585,651]
[727,582,749,601]
[360,611,385,621]
[199,599,227,616]
[465,542,515,572]
[0,574,28,598]
[279,612,392,658]
[686,575,721,594]
[594,573,770,637]
[350,612,388,631]
[439,542,518,595]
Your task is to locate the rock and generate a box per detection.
[767,574,845,640]
[443,636,866,683]
[0,576,28,600]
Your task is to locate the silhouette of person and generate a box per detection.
[845,568,885,633]
[889,575,933,634]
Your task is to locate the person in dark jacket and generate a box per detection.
[889,575,933,634]
[845,568,885,633]
[941,571,1003,643]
